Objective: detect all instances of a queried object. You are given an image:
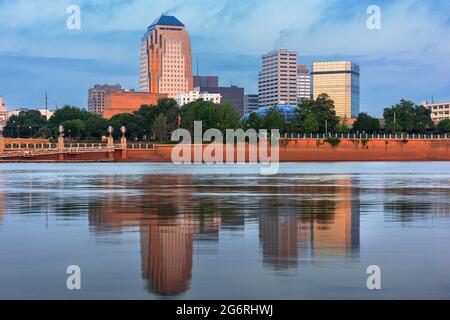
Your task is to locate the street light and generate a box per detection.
[120,126,126,137]
[108,126,113,137]
[58,125,64,136]
[0,124,4,137]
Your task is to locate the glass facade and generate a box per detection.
[312,61,360,119]
[242,104,299,123]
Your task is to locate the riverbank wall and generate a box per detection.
[1,138,449,162]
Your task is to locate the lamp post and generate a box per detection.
[0,124,4,153]
[120,126,127,160]
[58,125,64,150]
[107,126,114,150]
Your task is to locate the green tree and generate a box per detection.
[414,105,435,132]
[152,113,167,141]
[217,102,241,132]
[6,110,48,138]
[62,119,85,140]
[180,100,219,133]
[285,118,300,133]
[83,115,110,140]
[437,119,450,133]
[49,106,91,126]
[109,113,145,140]
[262,108,284,132]
[383,100,434,133]
[298,94,339,133]
[299,114,319,133]
[353,112,380,133]
[242,112,263,131]
[337,117,351,133]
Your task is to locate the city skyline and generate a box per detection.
[0,0,450,117]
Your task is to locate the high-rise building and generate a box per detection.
[0,96,7,125]
[196,85,245,116]
[297,65,311,102]
[193,76,219,88]
[312,61,360,119]
[244,94,259,115]
[423,101,450,122]
[88,84,122,115]
[258,49,298,107]
[175,90,221,106]
[139,14,193,96]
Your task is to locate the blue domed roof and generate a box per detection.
[148,14,185,30]
[243,104,299,123]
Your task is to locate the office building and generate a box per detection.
[312,61,360,118]
[37,108,55,120]
[103,91,168,119]
[423,101,450,122]
[139,14,193,96]
[175,90,221,107]
[196,85,244,116]
[297,65,311,102]
[258,49,298,107]
[244,94,259,115]
[88,84,122,115]
[193,76,219,88]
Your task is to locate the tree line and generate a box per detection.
[3,94,450,141]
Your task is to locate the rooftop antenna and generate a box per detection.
[45,91,48,112]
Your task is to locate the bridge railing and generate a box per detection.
[126,143,155,150]
[5,143,59,150]
[64,143,108,149]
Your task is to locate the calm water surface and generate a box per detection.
[0,162,449,299]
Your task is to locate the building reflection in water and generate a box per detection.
[88,175,200,296]
[87,174,360,295]
[257,178,360,269]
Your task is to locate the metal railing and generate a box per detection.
[280,133,450,140]
[126,143,155,150]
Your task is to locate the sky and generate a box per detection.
[0,0,449,117]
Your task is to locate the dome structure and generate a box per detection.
[242,104,300,123]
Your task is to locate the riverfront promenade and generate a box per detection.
[1,133,450,162]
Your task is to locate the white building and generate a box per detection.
[7,108,55,120]
[423,101,450,122]
[297,65,311,102]
[175,90,221,107]
[258,49,298,107]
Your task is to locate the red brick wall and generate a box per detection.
[2,139,450,163]
[103,92,168,119]
[124,139,450,162]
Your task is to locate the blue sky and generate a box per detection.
[0,0,449,116]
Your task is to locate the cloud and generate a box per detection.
[0,0,449,115]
